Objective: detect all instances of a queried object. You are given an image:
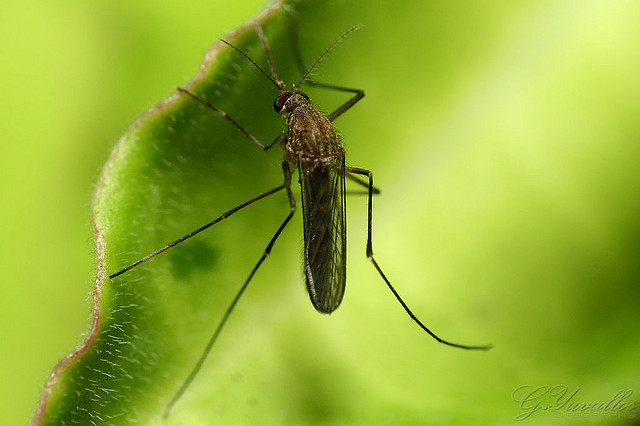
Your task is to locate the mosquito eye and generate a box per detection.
[274,94,290,112]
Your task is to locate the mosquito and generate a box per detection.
[109,21,491,417]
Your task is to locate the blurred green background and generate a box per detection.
[2,0,639,424]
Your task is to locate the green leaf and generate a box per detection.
[35,2,309,423]
[34,0,640,424]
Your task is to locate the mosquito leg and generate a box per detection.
[177,87,282,151]
[304,80,364,122]
[286,23,363,121]
[109,179,289,279]
[254,22,284,89]
[346,172,380,195]
[163,161,296,418]
[345,166,492,351]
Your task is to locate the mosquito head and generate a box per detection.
[273,91,310,113]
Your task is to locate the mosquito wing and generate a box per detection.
[299,158,347,314]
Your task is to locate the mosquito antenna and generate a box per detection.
[221,39,282,90]
[254,22,285,89]
[287,17,307,76]
[295,25,361,89]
